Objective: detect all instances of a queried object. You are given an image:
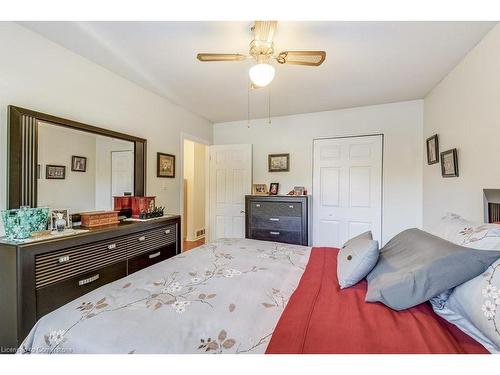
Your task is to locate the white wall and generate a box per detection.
[0,22,212,234]
[214,100,424,244]
[423,24,500,228]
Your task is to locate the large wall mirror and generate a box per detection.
[8,106,146,214]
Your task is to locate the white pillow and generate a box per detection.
[431,258,500,353]
[337,231,379,289]
[429,212,500,250]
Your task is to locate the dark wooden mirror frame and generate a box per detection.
[7,105,147,209]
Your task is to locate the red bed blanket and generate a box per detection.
[266,247,488,354]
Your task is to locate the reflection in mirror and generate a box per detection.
[37,121,135,214]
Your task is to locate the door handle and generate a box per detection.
[58,255,70,263]
[240,210,246,214]
[148,251,161,259]
[78,274,99,286]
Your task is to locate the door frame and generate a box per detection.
[179,133,211,251]
[312,133,384,246]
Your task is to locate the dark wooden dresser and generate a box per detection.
[0,215,180,349]
[245,195,310,246]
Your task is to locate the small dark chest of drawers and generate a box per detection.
[245,195,310,246]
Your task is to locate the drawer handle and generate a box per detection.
[149,251,161,259]
[138,236,146,242]
[58,255,70,263]
[255,204,261,207]
[108,243,117,250]
[78,274,100,286]
[269,218,280,221]
[270,231,280,235]
[289,205,294,208]
[164,229,171,235]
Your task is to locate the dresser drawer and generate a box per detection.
[250,215,302,231]
[35,238,128,289]
[250,228,302,245]
[127,243,176,275]
[36,261,127,318]
[250,201,302,217]
[126,224,177,258]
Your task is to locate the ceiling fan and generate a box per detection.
[196,21,326,88]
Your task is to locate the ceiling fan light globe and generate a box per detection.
[249,63,275,87]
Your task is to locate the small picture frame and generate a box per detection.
[269,182,279,195]
[268,153,290,172]
[293,186,305,196]
[157,152,175,178]
[71,155,87,172]
[50,209,71,230]
[252,183,268,195]
[426,134,439,165]
[440,148,459,177]
[46,165,66,180]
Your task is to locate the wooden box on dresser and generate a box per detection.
[245,195,310,246]
[0,215,181,350]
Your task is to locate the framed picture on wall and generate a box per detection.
[157,152,175,178]
[440,148,459,177]
[46,165,66,180]
[71,155,87,172]
[426,134,439,165]
[268,153,290,172]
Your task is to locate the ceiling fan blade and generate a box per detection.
[196,53,246,62]
[276,51,326,66]
[253,21,277,43]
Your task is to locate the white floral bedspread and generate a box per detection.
[19,238,311,354]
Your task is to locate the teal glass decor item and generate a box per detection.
[1,207,50,240]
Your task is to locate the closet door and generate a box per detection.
[313,135,383,247]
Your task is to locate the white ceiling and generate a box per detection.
[20,21,496,123]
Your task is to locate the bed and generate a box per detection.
[19,238,488,354]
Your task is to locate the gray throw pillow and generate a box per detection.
[365,228,500,310]
[337,231,379,289]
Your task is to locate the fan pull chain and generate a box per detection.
[268,85,272,124]
[247,78,251,128]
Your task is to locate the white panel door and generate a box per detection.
[111,150,134,197]
[208,144,252,241]
[313,135,382,247]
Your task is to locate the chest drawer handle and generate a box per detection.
[78,274,99,286]
[164,229,171,235]
[148,251,162,259]
[269,218,280,221]
[138,236,146,242]
[58,255,70,263]
[270,231,280,235]
[289,205,294,209]
[108,243,117,250]
[255,204,261,207]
